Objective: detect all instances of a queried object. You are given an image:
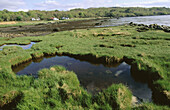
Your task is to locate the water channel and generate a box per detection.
[0,42,36,50]
[13,55,152,102]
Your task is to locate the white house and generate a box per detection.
[61,17,70,20]
[53,18,59,20]
[31,18,36,21]
[49,17,59,21]
[31,18,40,21]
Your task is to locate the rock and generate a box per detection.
[149,24,154,29]
[143,24,147,27]
[156,25,162,30]
[53,28,60,32]
[138,24,145,26]
[137,27,149,32]
[163,28,170,32]
[129,22,133,25]
[129,22,169,32]
[129,22,138,26]
[95,23,102,25]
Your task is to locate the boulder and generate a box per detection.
[137,27,149,32]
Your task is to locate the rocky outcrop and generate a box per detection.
[129,22,170,33]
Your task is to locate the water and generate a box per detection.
[13,55,152,102]
[0,42,36,50]
[98,15,170,27]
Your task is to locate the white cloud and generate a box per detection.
[2,0,168,11]
[81,0,114,8]
[15,9,29,12]
[0,0,26,11]
[118,0,170,7]
[34,0,115,11]
[35,0,81,10]
[34,0,170,11]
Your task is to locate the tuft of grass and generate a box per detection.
[132,103,170,110]
[94,84,132,110]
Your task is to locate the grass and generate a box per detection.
[0,21,54,27]
[0,18,101,28]
[133,103,170,110]
[0,66,132,110]
[0,24,170,109]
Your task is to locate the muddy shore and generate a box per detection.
[0,19,105,38]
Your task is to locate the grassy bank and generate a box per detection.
[0,65,133,109]
[0,18,101,28]
[0,24,170,109]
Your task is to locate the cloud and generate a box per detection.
[117,0,170,7]
[34,0,115,11]
[15,9,29,12]
[34,0,81,10]
[0,0,26,11]
[2,0,169,11]
[81,0,114,8]
[34,0,170,11]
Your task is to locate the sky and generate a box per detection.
[0,0,170,12]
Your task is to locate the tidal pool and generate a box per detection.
[0,42,36,50]
[13,55,152,102]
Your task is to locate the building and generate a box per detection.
[31,18,36,21]
[49,17,59,21]
[53,18,59,20]
[31,18,40,21]
[61,17,70,20]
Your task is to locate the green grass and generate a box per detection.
[0,66,132,110]
[0,25,170,109]
[133,103,170,110]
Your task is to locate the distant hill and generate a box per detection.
[0,7,170,21]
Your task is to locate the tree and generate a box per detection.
[68,14,73,18]
[0,18,3,21]
[16,16,22,21]
[79,12,84,18]
[2,14,10,21]
[3,9,9,13]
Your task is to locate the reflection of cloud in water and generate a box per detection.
[115,70,123,77]
[105,70,112,74]
[121,62,128,65]
[86,82,100,94]
[130,84,152,102]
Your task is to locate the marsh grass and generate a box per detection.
[0,66,132,109]
[132,103,170,110]
[0,25,170,109]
